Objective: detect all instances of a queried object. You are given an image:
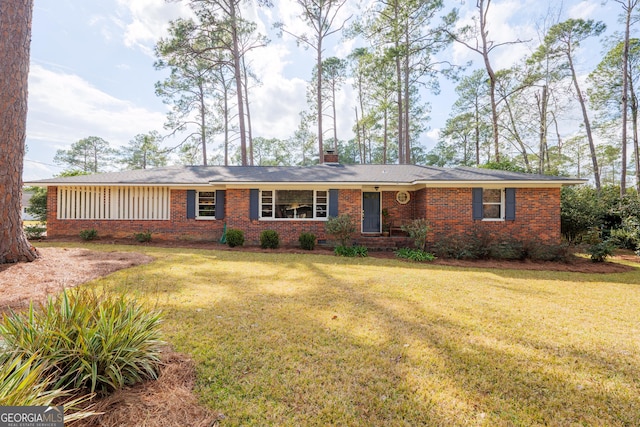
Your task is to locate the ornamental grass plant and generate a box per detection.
[0,288,164,395]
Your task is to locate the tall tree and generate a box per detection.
[448,0,528,163]
[613,0,639,195]
[0,0,39,263]
[588,39,640,192]
[54,136,115,173]
[360,0,453,164]
[308,56,347,150]
[275,0,350,163]
[119,131,168,170]
[155,18,219,166]
[533,19,606,190]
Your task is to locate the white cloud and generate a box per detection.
[566,1,599,20]
[25,64,168,179]
[452,0,540,69]
[115,0,191,55]
[28,65,166,147]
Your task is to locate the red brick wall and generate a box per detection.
[46,186,562,245]
[46,187,224,241]
[414,187,562,244]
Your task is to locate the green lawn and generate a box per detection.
[42,243,640,426]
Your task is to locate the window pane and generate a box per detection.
[276,190,313,219]
[483,189,501,203]
[198,191,215,217]
[261,190,273,218]
[316,190,327,218]
[483,204,501,219]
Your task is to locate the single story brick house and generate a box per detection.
[25,154,584,246]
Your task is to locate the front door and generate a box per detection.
[362,192,381,233]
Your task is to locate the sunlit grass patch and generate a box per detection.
[43,243,640,426]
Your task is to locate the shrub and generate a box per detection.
[610,216,640,250]
[395,248,435,262]
[523,240,571,262]
[79,229,98,241]
[401,219,431,251]
[134,230,152,243]
[299,232,316,250]
[432,229,493,260]
[587,240,615,263]
[334,245,368,257]
[24,224,46,240]
[260,230,280,249]
[226,228,245,247]
[488,240,526,260]
[24,186,48,223]
[326,214,356,247]
[0,288,164,395]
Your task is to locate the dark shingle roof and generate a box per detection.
[25,164,585,186]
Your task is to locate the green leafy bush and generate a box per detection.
[523,240,571,262]
[24,186,48,223]
[587,240,615,263]
[432,229,492,260]
[0,289,163,395]
[24,224,46,240]
[226,228,245,247]
[394,248,435,262]
[326,214,356,247]
[488,240,526,260]
[401,219,431,251]
[610,216,640,250]
[299,232,316,250]
[79,229,98,241]
[134,230,152,243]
[260,230,280,249]
[334,245,368,257]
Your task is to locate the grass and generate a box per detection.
[38,243,640,426]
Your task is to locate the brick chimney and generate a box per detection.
[323,149,339,164]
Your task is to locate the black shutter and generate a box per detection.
[505,188,516,220]
[328,189,339,217]
[215,190,225,220]
[472,188,483,220]
[186,190,196,219]
[249,189,259,220]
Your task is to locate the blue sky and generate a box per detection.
[24,0,621,180]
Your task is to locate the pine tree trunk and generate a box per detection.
[0,0,39,263]
[568,51,601,190]
[229,3,247,166]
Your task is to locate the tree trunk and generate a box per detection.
[242,57,254,166]
[0,0,39,263]
[620,2,632,196]
[630,76,639,194]
[199,81,207,166]
[403,18,411,164]
[568,51,601,190]
[317,38,324,162]
[537,85,548,174]
[474,96,480,165]
[229,3,247,166]
[478,0,500,162]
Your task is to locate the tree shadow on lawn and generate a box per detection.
[153,259,640,426]
[184,247,640,286]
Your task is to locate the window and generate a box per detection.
[197,191,216,218]
[396,191,410,205]
[482,189,503,219]
[473,188,515,221]
[260,190,328,220]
